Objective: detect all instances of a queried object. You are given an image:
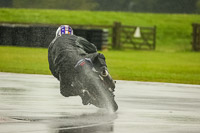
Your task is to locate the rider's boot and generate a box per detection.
[100,66,116,91]
[101,66,109,77]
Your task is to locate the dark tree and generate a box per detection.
[0,0,13,7]
[96,0,199,14]
[12,0,98,10]
[153,0,198,13]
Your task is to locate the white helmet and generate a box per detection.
[56,25,73,37]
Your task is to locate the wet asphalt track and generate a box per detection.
[0,72,200,133]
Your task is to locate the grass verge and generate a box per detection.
[0,46,200,84]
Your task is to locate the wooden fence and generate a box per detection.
[192,23,200,51]
[70,22,156,50]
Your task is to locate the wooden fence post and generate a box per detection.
[153,26,157,50]
[112,22,121,49]
[192,23,200,51]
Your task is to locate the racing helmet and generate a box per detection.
[56,25,73,37]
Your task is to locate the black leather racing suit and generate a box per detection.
[48,34,107,97]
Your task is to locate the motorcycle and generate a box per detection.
[74,58,118,112]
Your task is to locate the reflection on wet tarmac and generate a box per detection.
[1,72,200,133]
[57,123,114,133]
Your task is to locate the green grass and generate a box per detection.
[0,8,200,51]
[0,46,50,74]
[0,8,200,84]
[1,46,200,84]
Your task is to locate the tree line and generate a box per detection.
[96,0,200,14]
[0,0,200,14]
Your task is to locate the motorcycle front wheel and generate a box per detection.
[85,76,118,112]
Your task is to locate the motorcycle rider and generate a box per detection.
[48,25,111,105]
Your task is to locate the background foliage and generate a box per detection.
[0,0,200,13]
